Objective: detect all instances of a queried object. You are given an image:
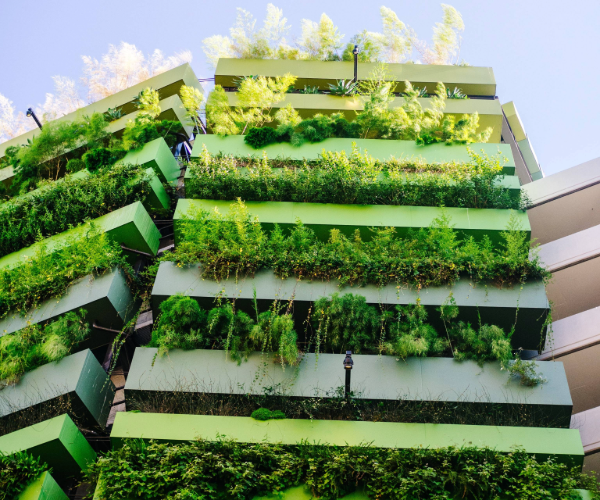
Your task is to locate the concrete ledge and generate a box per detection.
[174,199,530,246]
[0,350,114,432]
[126,348,572,426]
[120,137,181,186]
[190,135,516,175]
[0,414,96,483]
[110,412,584,467]
[151,262,549,350]
[215,59,497,96]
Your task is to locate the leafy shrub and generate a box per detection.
[0,231,128,318]
[81,147,125,172]
[251,408,286,420]
[171,200,548,289]
[187,147,529,211]
[65,158,85,173]
[0,309,89,385]
[0,164,152,258]
[0,452,48,500]
[85,440,599,500]
[244,127,278,149]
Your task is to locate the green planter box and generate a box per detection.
[126,347,572,427]
[0,201,160,271]
[225,93,504,143]
[174,198,530,247]
[120,137,181,186]
[0,350,114,434]
[3,166,169,212]
[190,136,517,176]
[110,413,584,467]
[152,263,549,350]
[18,471,69,500]
[0,414,96,483]
[216,58,497,96]
[0,267,138,346]
[0,63,201,161]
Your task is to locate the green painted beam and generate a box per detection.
[152,263,549,350]
[174,198,530,246]
[502,101,527,142]
[0,201,161,271]
[126,347,572,426]
[0,267,138,345]
[120,137,180,186]
[110,413,585,467]
[0,63,201,160]
[225,93,504,143]
[0,414,96,483]
[215,58,497,96]
[253,486,368,500]
[0,350,114,433]
[190,135,516,176]
[18,472,69,500]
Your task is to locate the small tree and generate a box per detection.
[180,85,205,131]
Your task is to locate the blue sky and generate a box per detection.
[1,0,599,176]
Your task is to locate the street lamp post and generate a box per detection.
[353,45,359,83]
[343,350,353,398]
[26,108,43,130]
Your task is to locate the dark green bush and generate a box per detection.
[65,158,85,173]
[84,440,599,500]
[0,452,48,500]
[244,127,278,148]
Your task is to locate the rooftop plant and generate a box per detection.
[0,452,49,500]
[0,230,129,318]
[85,439,598,500]
[202,4,467,66]
[0,164,155,258]
[170,200,548,288]
[0,309,89,386]
[187,147,528,210]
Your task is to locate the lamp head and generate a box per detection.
[353,44,359,55]
[26,108,33,117]
[343,350,353,369]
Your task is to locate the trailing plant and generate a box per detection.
[0,309,89,386]
[170,200,548,289]
[0,230,129,318]
[149,294,298,366]
[0,163,153,258]
[186,146,530,210]
[251,408,286,420]
[0,452,48,500]
[86,439,599,500]
[147,290,541,384]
